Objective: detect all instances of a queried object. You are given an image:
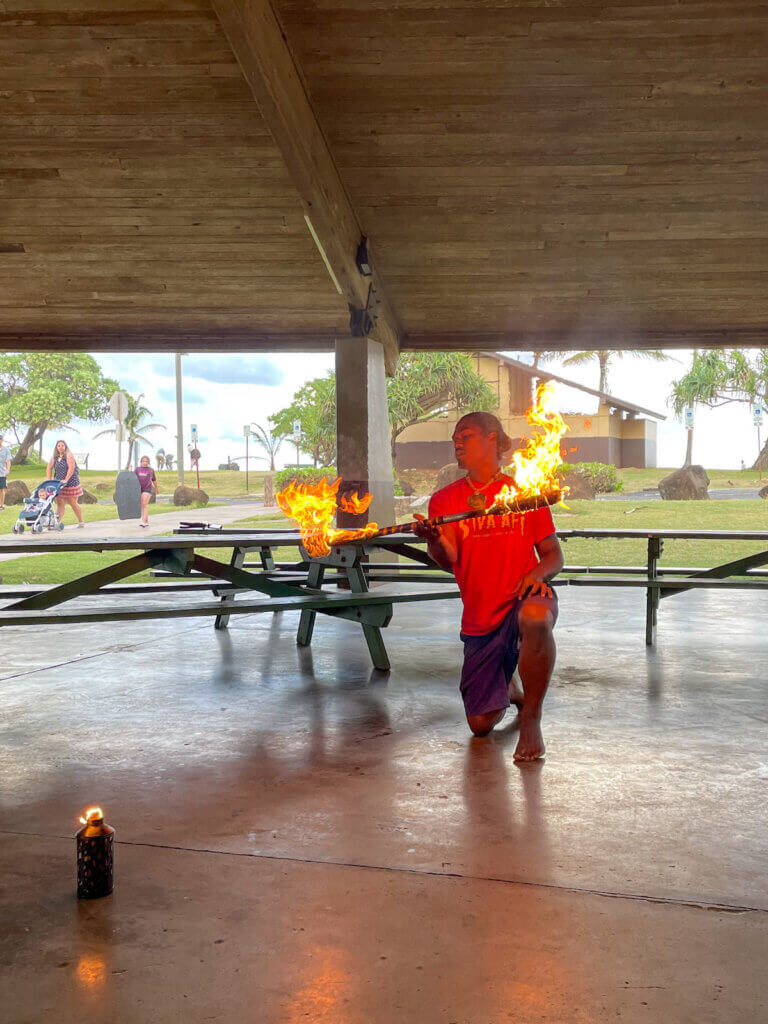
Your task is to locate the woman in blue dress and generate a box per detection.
[46,439,84,528]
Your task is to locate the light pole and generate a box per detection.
[243,424,251,494]
[174,353,185,486]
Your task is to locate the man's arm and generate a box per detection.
[413,515,459,571]
[513,533,564,599]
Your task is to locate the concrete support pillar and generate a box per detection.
[335,336,395,530]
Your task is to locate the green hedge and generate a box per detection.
[274,467,338,490]
[217,462,240,471]
[560,461,623,493]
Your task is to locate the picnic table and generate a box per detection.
[0,527,767,667]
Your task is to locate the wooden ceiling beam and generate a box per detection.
[402,328,768,352]
[4,325,765,355]
[211,0,401,372]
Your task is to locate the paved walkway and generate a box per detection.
[0,500,273,562]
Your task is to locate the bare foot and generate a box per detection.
[508,676,525,709]
[513,715,545,763]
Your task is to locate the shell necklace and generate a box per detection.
[465,470,503,510]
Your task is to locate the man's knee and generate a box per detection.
[518,602,554,640]
[466,709,504,737]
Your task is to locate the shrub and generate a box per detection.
[274,466,338,490]
[218,462,240,471]
[560,461,622,493]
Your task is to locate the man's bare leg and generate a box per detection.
[514,601,556,762]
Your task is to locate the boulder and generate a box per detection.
[173,484,209,507]
[79,489,98,504]
[4,479,30,505]
[396,478,415,496]
[561,472,596,500]
[437,462,465,491]
[658,465,710,500]
[759,484,768,500]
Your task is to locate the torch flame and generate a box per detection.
[507,380,569,501]
[79,806,103,825]
[276,476,379,557]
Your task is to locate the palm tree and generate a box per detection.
[558,349,675,396]
[95,393,165,469]
[250,423,284,472]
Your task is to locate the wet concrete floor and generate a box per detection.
[1,587,767,1022]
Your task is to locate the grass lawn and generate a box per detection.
[6,463,272,499]
[1,500,766,587]
[553,499,768,569]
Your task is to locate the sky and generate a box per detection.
[42,348,763,472]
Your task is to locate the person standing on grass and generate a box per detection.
[413,411,563,763]
[135,455,157,528]
[47,439,84,528]
[0,434,11,511]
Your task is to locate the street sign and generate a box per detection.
[684,406,694,430]
[754,405,763,427]
[293,419,301,438]
[109,391,128,422]
[243,424,251,437]
[190,423,198,438]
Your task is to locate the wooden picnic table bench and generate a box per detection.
[0,526,766,666]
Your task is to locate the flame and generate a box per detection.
[276,476,378,557]
[79,806,103,825]
[507,380,569,500]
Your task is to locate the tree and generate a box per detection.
[270,354,498,467]
[94,393,165,469]
[0,353,119,465]
[387,353,498,460]
[556,349,674,395]
[670,349,768,470]
[249,423,283,472]
[270,373,337,467]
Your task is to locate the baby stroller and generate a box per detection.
[12,479,65,534]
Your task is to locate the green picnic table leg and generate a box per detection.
[296,562,324,646]
[345,562,391,672]
[214,546,245,630]
[645,537,662,646]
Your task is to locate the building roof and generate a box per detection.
[485,354,667,421]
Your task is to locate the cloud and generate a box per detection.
[158,385,205,406]
[181,355,284,386]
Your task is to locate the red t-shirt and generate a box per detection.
[429,474,556,636]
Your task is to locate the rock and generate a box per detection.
[95,482,111,492]
[437,462,465,491]
[397,478,415,496]
[79,489,98,504]
[4,479,30,505]
[658,465,710,500]
[173,484,209,507]
[561,471,596,500]
[759,484,768,499]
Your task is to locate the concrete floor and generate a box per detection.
[1,588,767,1023]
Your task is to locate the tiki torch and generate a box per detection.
[358,487,563,543]
[76,807,114,900]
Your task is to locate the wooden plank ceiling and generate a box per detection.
[0,0,349,349]
[1,0,767,353]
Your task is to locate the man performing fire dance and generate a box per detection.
[414,410,564,762]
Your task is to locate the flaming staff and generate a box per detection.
[277,381,569,557]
